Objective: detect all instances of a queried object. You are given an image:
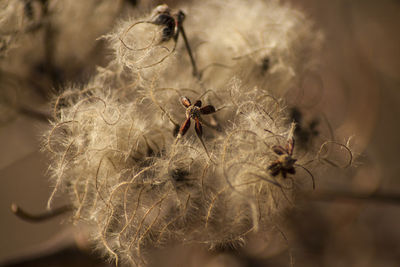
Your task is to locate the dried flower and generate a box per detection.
[43,1,338,266]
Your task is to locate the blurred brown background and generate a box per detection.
[1,0,399,266]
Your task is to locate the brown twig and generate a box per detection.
[18,106,52,122]
[11,203,72,223]
[305,190,400,205]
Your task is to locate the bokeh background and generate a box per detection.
[1,0,399,266]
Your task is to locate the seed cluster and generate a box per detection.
[44,0,327,265]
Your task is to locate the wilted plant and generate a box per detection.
[24,0,355,266]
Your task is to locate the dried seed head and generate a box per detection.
[186,0,323,95]
[43,0,330,265]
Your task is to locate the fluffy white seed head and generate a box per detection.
[45,0,324,265]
